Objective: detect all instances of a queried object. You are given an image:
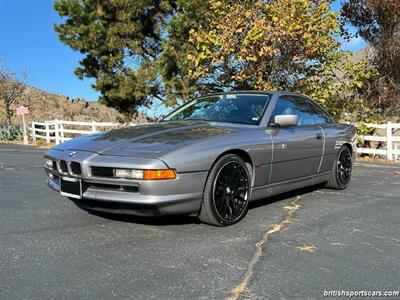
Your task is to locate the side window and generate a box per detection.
[307,100,332,124]
[271,96,315,125]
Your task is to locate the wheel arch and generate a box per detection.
[210,148,254,187]
[342,142,353,155]
[215,148,252,169]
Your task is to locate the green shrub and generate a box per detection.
[0,125,24,141]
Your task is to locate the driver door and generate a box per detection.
[269,95,323,184]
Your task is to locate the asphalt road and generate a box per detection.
[0,143,399,299]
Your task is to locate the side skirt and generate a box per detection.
[250,172,330,201]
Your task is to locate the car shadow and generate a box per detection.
[81,184,324,226]
[248,183,323,210]
[80,207,200,226]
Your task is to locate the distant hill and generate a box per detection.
[0,84,148,125]
[350,47,374,63]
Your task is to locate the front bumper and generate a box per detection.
[44,149,208,216]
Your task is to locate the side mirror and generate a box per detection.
[274,115,299,127]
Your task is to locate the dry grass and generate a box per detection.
[296,244,317,253]
[356,156,398,164]
[0,140,52,148]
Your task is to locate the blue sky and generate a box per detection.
[0,0,366,103]
[0,0,99,100]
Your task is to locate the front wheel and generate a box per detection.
[199,154,251,226]
[325,146,353,189]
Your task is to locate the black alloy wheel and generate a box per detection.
[336,146,352,187]
[199,154,251,226]
[326,145,353,190]
[213,161,249,221]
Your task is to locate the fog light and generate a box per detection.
[114,169,144,179]
[45,159,53,168]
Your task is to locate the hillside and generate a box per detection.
[0,84,148,125]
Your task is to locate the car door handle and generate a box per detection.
[316,133,323,140]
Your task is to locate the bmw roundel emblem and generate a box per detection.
[69,151,78,157]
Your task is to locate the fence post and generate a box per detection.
[31,122,36,142]
[387,121,393,161]
[54,119,60,145]
[91,121,96,132]
[45,121,50,144]
[59,122,65,143]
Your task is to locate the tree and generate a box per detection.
[189,0,345,87]
[0,61,29,125]
[186,0,380,121]
[54,0,175,118]
[341,0,400,117]
[157,0,209,105]
[54,0,208,117]
[54,0,379,121]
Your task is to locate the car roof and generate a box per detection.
[196,90,309,99]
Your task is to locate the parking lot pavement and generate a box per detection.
[0,143,399,299]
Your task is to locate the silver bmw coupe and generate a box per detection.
[44,91,356,226]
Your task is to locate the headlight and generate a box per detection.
[114,169,144,179]
[45,159,54,168]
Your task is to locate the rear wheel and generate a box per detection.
[326,146,352,189]
[199,154,250,226]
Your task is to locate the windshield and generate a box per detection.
[163,94,270,125]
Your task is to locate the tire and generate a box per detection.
[325,146,353,190]
[198,154,251,226]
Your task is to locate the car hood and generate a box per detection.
[53,121,236,158]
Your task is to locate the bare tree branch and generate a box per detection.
[0,59,29,125]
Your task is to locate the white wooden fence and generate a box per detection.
[357,122,400,161]
[30,119,400,161]
[30,119,135,145]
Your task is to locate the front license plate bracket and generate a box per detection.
[60,177,82,199]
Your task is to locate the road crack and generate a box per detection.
[227,195,303,300]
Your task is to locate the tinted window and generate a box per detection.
[164,94,270,125]
[307,100,332,124]
[271,96,314,125]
